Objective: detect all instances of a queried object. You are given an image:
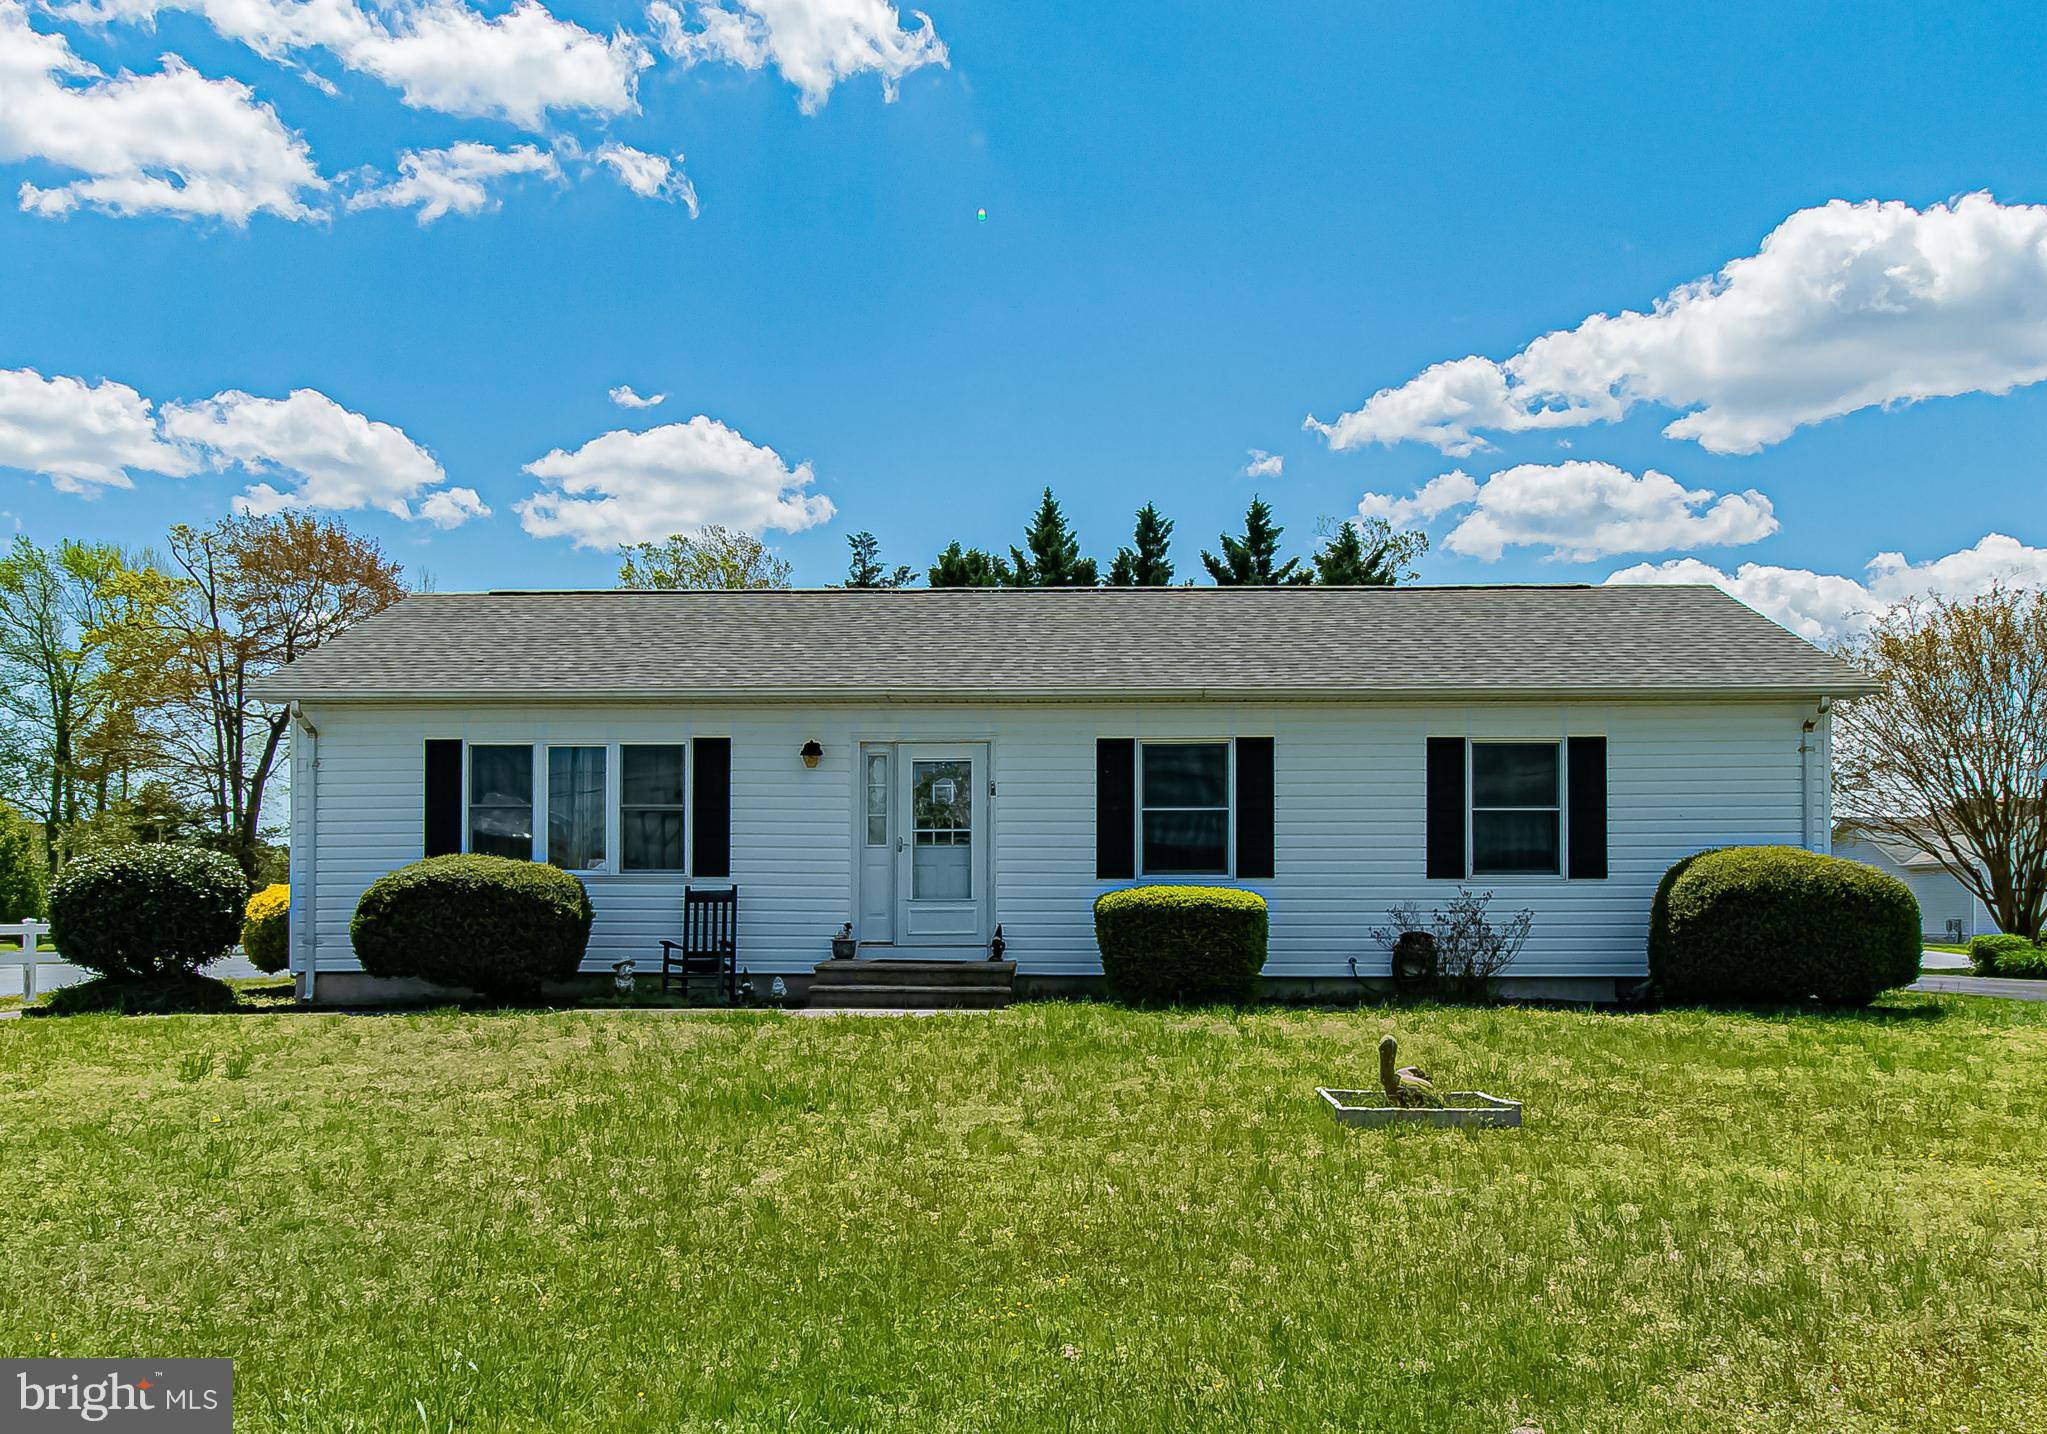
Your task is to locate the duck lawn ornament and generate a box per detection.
[1316,1032,1523,1129]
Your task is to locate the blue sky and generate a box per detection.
[5,0,2047,638]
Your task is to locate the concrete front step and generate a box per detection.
[808,983,1013,1010]
[808,958,1016,1009]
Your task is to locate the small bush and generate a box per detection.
[1969,933,2047,978]
[48,845,246,979]
[242,883,290,975]
[351,854,594,1002]
[40,971,238,1016]
[1649,845,1920,1007]
[1093,885,1267,1005]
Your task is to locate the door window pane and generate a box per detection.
[865,753,890,847]
[1141,742,1230,874]
[548,746,607,871]
[621,745,685,871]
[911,759,972,900]
[469,745,533,859]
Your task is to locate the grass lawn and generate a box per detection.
[4,998,2046,1432]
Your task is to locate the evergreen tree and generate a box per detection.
[1009,488,1099,587]
[1202,497,1309,585]
[1311,521,1395,585]
[842,532,915,588]
[1107,503,1175,586]
[927,542,1015,588]
[0,800,45,920]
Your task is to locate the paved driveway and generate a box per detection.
[1909,973,2047,1002]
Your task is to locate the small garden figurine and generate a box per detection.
[1379,1034,1439,1107]
[611,959,636,997]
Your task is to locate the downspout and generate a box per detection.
[291,702,319,1004]
[1799,698,1832,852]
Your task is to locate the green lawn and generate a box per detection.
[3,999,2046,1432]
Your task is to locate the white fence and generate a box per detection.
[1,919,56,1003]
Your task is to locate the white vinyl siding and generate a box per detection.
[287,698,1826,982]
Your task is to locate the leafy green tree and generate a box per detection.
[1108,503,1175,586]
[1202,497,1309,585]
[927,542,1015,588]
[618,526,793,589]
[1009,488,1098,587]
[0,800,45,920]
[841,532,915,589]
[1311,516,1430,585]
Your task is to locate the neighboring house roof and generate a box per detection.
[254,584,1876,704]
[1834,821,1981,872]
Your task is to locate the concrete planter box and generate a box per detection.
[1316,1088,1522,1129]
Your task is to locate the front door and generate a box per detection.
[892,743,990,951]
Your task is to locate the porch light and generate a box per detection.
[800,739,824,769]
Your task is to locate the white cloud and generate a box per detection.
[53,0,647,127]
[0,367,196,492]
[1606,533,2047,642]
[0,0,324,223]
[592,142,697,215]
[1354,468,1482,529]
[649,0,946,113]
[517,415,835,548]
[1358,460,1777,562]
[1241,449,1283,479]
[1309,195,2047,457]
[348,142,559,223]
[609,384,667,408]
[162,388,482,524]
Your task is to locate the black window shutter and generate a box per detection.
[1567,736,1608,880]
[1235,737,1275,879]
[1425,737,1466,880]
[1096,738,1136,880]
[692,737,732,878]
[423,739,462,857]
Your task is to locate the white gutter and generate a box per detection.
[290,702,319,1004]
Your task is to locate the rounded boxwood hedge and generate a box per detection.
[242,883,290,975]
[1093,884,1268,1006]
[1649,845,1920,1007]
[48,844,247,979]
[350,853,594,1002]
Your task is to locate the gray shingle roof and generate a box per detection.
[254,585,1873,703]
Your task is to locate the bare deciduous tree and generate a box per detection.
[1834,589,2047,940]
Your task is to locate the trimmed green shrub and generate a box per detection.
[41,971,237,1015]
[1969,933,2047,978]
[1094,884,1268,1005]
[48,845,246,980]
[0,800,43,921]
[242,883,290,975]
[1649,845,1920,1007]
[351,854,594,1002]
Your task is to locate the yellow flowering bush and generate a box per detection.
[242,883,290,974]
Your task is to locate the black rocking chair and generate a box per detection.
[660,886,739,1002]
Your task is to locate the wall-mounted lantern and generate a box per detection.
[799,739,824,769]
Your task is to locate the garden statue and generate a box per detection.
[1379,1034,1439,1107]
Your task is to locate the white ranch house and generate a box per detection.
[256,585,1873,1004]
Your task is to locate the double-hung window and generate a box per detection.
[620,744,687,871]
[1470,741,1561,875]
[548,746,608,871]
[469,745,535,859]
[1140,741,1231,875]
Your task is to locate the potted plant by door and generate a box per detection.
[830,923,857,960]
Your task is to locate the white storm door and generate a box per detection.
[895,744,989,949]
[857,746,895,944]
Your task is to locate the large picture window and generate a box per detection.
[469,745,534,859]
[547,746,608,871]
[1470,741,1560,875]
[620,744,686,871]
[1140,741,1230,875]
